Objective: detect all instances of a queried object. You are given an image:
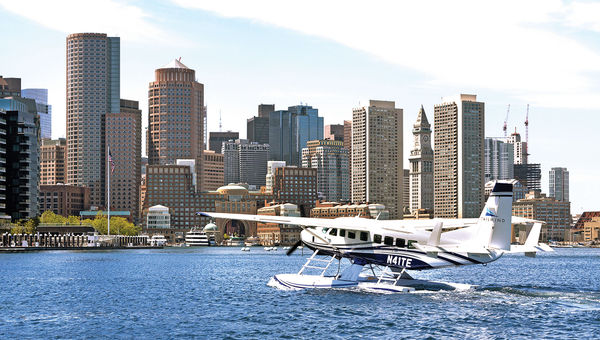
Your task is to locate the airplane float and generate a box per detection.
[200,182,553,293]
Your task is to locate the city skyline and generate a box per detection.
[1,1,598,212]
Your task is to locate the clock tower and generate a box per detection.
[408,105,434,214]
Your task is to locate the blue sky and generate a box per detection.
[0,0,598,213]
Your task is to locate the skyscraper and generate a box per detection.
[484,137,514,182]
[269,104,323,166]
[324,124,344,141]
[549,167,569,202]
[66,33,120,207]
[352,100,403,219]
[106,99,142,223]
[223,139,270,187]
[21,88,51,139]
[409,106,433,214]
[209,131,239,153]
[147,58,205,191]
[433,94,485,218]
[508,130,528,165]
[248,104,273,145]
[302,139,350,202]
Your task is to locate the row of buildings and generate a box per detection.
[1,31,584,244]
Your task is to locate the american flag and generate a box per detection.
[108,147,115,174]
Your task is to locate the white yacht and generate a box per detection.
[149,235,167,247]
[185,227,210,247]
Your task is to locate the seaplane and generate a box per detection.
[199,182,553,293]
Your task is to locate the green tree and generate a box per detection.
[24,218,38,234]
[10,224,24,234]
[89,215,140,236]
[40,211,66,224]
[66,215,80,225]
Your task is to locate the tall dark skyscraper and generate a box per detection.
[269,104,323,166]
[66,33,120,207]
[247,104,273,145]
[209,131,239,153]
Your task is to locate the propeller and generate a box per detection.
[286,240,302,256]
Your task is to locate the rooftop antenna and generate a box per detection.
[525,104,529,156]
[219,110,222,132]
[178,56,182,62]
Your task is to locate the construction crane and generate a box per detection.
[524,104,530,156]
[503,104,510,137]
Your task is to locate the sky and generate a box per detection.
[0,0,598,213]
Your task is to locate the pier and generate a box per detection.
[0,232,162,251]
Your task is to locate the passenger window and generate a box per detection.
[374,234,382,243]
[384,236,394,246]
[339,229,346,237]
[395,238,406,247]
[348,231,356,239]
[408,240,416,249]
[329,228,337,236]
[360,232,368,241]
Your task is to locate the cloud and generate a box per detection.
[173,0,600,109]
[0,0,166,42]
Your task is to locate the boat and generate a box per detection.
[149,234,167,247]
[185,227,210,246]
[245,236,260,247]
[241,247,250,251]
[225,236,245,247]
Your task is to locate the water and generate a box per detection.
[1,248,599,339]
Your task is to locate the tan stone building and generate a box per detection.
[301,139,349,202]
[40,138,66,185]
[106,99,142,224]
[202,150,224,191]
[39,184,90,217]
[147,59,205,191]
[311,201,389,220]
[351,100,403,219]
[573,211,600,243]
[512,191,571,242]
[434,94,485,218]
[257,203,301,246]
[66,33,120,207]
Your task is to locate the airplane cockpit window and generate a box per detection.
[395,238,406,247]
[339,229,346,237]
[384,236,394,246]
[329,228,338,236]
[374,234,382,243]
[348,231,356,239]
[360,232,368,241]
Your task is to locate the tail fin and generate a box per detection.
[475,181,513,250]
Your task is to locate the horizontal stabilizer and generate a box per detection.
[414,243,440,257]
[440,246,490,255]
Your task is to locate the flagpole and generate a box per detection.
[107,145,111,236]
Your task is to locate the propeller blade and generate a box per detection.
[286,240,302,256]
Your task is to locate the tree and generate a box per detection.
[24,218,38,234]
[89,215,140,236]
[40,211,66,224]
[66,215,80,225]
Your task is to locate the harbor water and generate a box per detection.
[1,247,599,339]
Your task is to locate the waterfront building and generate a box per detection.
[202,150,224,191]
[223,139,270,188]
[146,205,171,236]
[147,58,205,191]
[106,99,142,223]
[265,161,286,193]
[508,130,528,165]
[39,184,90,217]
[573,212,600,243]
[256,203,301,246]
[514,163,541,191]
[549,167,569,202]
[324,124,344,141]
[512,191,571,242]
[301,139,349,202]
[0,96,40,220]
[143,164,272,240]
[40,138,66,185]
[209,131,239,153]
[311,201,389,220]
[485,179,527,202]
[484,137,514,182]
[344,120,352,183]
[433,94,485,219]
[352,100,403,219]
[269,104,323,166]
[66,33,120,207]
[409,105,433,215]
[22,88,51,139]
[273,166,318,216]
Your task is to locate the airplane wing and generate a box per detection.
[198,212,374,231]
